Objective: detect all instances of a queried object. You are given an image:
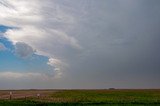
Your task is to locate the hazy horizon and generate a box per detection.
[0,0,160,89]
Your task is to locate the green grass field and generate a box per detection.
[0,89,160,106]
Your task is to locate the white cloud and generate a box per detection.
[0,72,49,80]
[47,58,69,78]
[0,0,42,26]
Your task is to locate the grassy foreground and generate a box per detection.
[0,89,160,106]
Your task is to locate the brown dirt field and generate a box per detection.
[0,90,57,100]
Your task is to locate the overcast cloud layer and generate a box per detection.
[0,0,160,89]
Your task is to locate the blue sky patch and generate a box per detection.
[0,25,13,33]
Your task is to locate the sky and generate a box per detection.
[0,0,160,89]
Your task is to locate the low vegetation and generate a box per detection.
[0,89,160,106]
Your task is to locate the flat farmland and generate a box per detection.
[0,89,160,106]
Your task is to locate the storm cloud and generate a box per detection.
[0,0,160,89]
[15,42,35,58]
